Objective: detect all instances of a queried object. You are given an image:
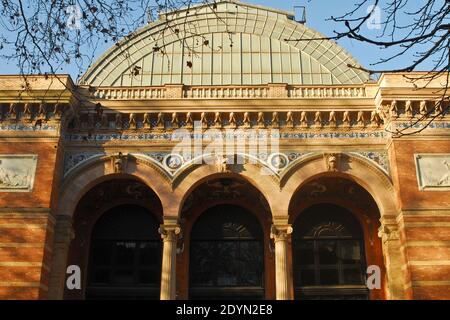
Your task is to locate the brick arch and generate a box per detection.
[282,153,398,218]
[169,162,280,218]
[56,155,174,218]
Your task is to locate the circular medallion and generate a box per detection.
[163,154,184,171]
[268,153,289,171]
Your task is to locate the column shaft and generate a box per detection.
[271,224,293,300]
[159,225,180,300]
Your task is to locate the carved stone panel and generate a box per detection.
[415,154,450,190]
[0,155,38,192]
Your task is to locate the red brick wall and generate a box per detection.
[390,140,450,209]
[0,141,60,299]
[390,139,450,299]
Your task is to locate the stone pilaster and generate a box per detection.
[270,223,293,300]
[378,215,411,299]
[159,223,181,300]
[48,215,74,300]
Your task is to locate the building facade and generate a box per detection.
[0,1,449,300]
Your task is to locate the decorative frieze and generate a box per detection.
[0,102,72,132]
[64,130,387,142]
[0,155,38,192]
[378,100,449,121]
[67,110,386,134]
[415,154,450,190]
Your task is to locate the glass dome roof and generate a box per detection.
[80,0,369,86]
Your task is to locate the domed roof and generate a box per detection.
[80,0,369,87]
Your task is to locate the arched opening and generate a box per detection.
[64,179,163,300]
[86,204,161,299]
[293,203,368,299]
[189,204,264,300]
[289,176,386,300]
[178,176,272,300]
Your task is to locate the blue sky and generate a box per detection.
[1,0,441,78]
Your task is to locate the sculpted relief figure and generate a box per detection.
[143,113,151,129]
[324,153,339,172]
[438,160,450,186]
[257,112,265,128]
[370,110,382,127]
[228,112,237,129]
[0,160,30,188]
[171,112,179,129]
[405,100,413,117]
[389,100,398,118]
[156,112,165,130]
[23,103,32,120]
[112,152,127,173]
[286,111,294,128]
[328,111,336,127]
[300,111,308,128]
[215,154,231,173]
[8,103,18,120]
[420,100,428,115]
[314,111,322,128]
[356,111,365,127]
[129,113,137,129]
[271,111,279,128]
[200,112,208,129]
[342,111,351,127]
[242,112,251,128]
[214,112,222,128]
[185,112,194,129]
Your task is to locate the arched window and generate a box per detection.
[293,204,368,300]
[189,205,264,300]
[87,205,161,299]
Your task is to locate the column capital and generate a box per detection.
[378,224,400,243]
[270,224,293,241]
[159,224,181,242]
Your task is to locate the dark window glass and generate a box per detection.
[189,205,264,300]
[87,205,161,300]
[293,204,368,300]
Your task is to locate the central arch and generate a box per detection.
[177,175,274,299]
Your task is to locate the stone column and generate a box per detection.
[48,215,74,300]
[159,223,181,300]
[270,224,293,300]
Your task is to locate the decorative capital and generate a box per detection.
[378,224,400,243]
[159,224,181,242]
[270,224,293,241]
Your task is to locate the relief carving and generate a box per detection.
[0,155,38,192]
[415,154,450,190]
